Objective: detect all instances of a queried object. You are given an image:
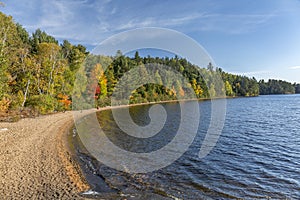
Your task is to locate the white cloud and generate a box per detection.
[229,70,271,76]
[189,13,277,34]
[115,14,203,31]
[229,68,300,83]
[289,66,300,70]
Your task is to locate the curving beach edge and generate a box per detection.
[0,112,90,199]
[0,101,198,199]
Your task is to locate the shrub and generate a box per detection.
[26,94,57,114]
[0,97,11,112]
[57,94,72,111]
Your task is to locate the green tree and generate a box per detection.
[154,70,163,85]
[30,29,58,53]
[36,42,62,96]
[259,79,295,95]
[225,80,234,96]
[16,23,30,45]
[12,48,34,108]
[208,83,216,98]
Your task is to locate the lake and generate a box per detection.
[75,94,300,199]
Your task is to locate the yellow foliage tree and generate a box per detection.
[191,78,203,97]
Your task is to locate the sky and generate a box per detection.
[1,0,300,83]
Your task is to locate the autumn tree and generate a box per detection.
[225,80,234,96]
[0,12,23,110]
[191,78,203,97]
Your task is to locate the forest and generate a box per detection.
[0,11,299,115]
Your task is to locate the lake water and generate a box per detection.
[75,94,300,199]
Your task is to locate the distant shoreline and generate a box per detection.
[96,96,239,110]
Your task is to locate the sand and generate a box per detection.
[0,111,90,199]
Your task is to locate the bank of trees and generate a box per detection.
[0,12,88,113]
[84,53,260,107]
[295,84,300,94]
[0,11,299,114]
[259,79,296,95]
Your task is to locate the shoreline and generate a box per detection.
[56,115,91,193]
[68,97,233,194]
[69,97,229,198]
[95,96,233,111]
[0,96,250,198]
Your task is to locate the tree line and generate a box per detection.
[0,11,299,114]
[83,53,261,108]
[259,79,299,95]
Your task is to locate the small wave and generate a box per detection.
[81,190,100,195]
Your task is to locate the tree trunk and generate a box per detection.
[22,79,30,108]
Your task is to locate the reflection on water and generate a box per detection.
[74,95,300,199]
[99,103,181,153]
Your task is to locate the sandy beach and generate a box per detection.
[0,112,90,199]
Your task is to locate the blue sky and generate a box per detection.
[1,0,300,83]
